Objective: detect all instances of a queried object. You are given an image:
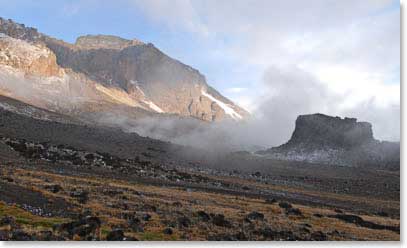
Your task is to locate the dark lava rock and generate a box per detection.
[70,190,89,204]
[34,230,56,241]
[208,234,238,241]
[286,208,302,216]
[0,216,16,227]
[265,198,277,204]
[211,214,232,228]
[3,177,13,182]
[259,113,400,168]
[56,216,101,239]
[310,231,328,241]
[328,214,399,233]
[141,204,157,212]
[163,227,173,235]
[260,227,298,241]
[11,230,32,241]
[128,218,143,232]
[282,114,374,149]
[177,216,191,228]
[45,184,63,193]
[0,230,10,241]
[376,211,389,217]
[196,210,211,222]
[142,213,152,221]
[279,202,292,209]
[313,213,323,218]
[106,229,125,241]
[246,211,265,221]
[252,171,261,177]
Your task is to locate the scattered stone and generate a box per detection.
[313,213,323,218]
[11,230,32,241]
[177,216,191,228]
[70,190,89,204]
[163,227,173,235]
[310,231,328,241]
[0,230,10,241]
[246,211,265,221]
[106,229,125,241]
[376,211,389,217]
[142,213,151,221]
[45,184,63,193]
[260,227,298,241]
[56,216,101,240]
[328,214,400,233]
[279,202,292,209]
[286,208,302,216]
[211,214,232,228]
[3,177,13,182]
[265,198,277,204]
[196,210,210,222]
[208,234,238,241]
[0,216,16,227]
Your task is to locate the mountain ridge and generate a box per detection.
[0,17,248,122]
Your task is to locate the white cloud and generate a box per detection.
[129,0,400,141]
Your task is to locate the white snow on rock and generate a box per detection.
[201,88,242,120]
[142,99,164,113]
[130,80,164,113]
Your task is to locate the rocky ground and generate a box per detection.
[0,109,400,241]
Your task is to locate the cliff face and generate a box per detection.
[259,114,399,169]
[0,17,248,122]
[0,34,61,77]
[283,114,375,149]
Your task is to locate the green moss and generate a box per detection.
[139,231,166,241]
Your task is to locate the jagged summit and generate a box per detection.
[75,34,144,50]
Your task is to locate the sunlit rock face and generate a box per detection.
[0,17,248,122]
[259,114,399,169]
[0,34,61,77]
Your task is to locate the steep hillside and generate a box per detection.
[0,17,248,122]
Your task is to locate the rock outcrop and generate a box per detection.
[281,114,374,149]
[0,17,248,122]
[258,114,399,169]
[0,34,61,77]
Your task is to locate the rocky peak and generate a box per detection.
[75,35,144,50]
[284,113,374,149]
[0,17,42,42]
[0,34,61,77]
[0,16,249,122]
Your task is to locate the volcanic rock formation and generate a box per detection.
[258,114,399,169]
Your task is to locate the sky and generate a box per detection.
[0,0,401,143]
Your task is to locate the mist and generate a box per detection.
[97,65,399,153]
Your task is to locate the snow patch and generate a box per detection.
[131,80,164,113]
[142,99,164,113]
[201,89,242,120]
